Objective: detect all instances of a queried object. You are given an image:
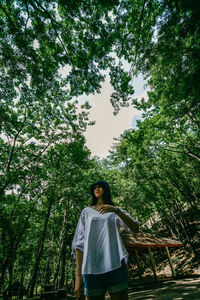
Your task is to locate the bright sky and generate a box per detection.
[59,63,148,159]
[81,75,148,158]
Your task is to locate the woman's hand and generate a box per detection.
[98,204,117,214]
[98,205,139,233]
[74,275,84,299]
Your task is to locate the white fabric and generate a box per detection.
[72,206,138,275]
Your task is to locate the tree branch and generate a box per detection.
[29,0,69,56]
[24,0,30,51]
[183,147,200,162]
[129,0,147,76]
[6,108,28,172]
[0,3,19,30]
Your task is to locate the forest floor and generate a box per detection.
[127,277,200,299]
[130,246,200,279]
[125,239,200,300]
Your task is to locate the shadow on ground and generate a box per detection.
[128,277,200,300]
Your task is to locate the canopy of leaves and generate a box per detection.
[1,0,200,295]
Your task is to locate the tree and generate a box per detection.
[1,0,200,293]
[108,118,199,250]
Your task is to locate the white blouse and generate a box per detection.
[72,206,138,275]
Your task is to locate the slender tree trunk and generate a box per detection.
[65,260,70,288]
[53,250,61,288]
[19,270,25,298]
[0,255,9,290]
[53,202,69,287]
[58,241,67,288]
[7,256,14,297]
[28,192,54,297]
[44,254,51,285]
[167,223,177,238]
[168,174,197,214]
[0,200,36,290]
[1,241,19,291]
[58,226,70,288]
[53,236,63,288]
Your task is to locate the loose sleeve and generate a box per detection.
[71,210,85,258]
[116,208,139,233]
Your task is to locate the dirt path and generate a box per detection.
[128,278,200,299]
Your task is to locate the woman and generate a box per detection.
[72,180,139,300]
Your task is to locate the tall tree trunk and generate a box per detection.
[1,238,21,291]
[0,200,36,290]
[44,254,51,285]
[53,246,62,287]
[7,255,14,297]
[28,192,54,298]
[0,255,9,290]
[53,202,69,287]
[58,225,71,289]
[168,174,197,215]
[58,238,67,289]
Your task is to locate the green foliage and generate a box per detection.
[1,0,200,294]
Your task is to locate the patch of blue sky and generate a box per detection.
[121,58,148,96]
[131,114,142,129]
[120,58,149,129]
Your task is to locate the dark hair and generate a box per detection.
[90,180,115,206]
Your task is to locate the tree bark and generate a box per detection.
[44,254,51,285]
[28,191,54,297]
[53,205,70,288]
